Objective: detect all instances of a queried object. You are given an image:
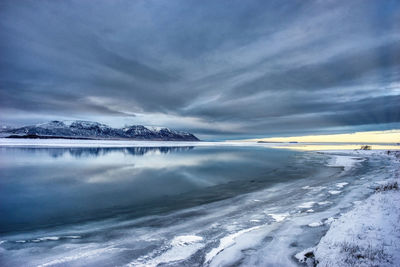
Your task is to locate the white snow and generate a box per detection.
[129,235,204,267]
[313,184,400,266]
[267,213,290,222]
[317,201,332,205]
[308,221,324,227]
[326,155,363,172]
[170,235,203,246]
[296,151,400,266]
[205,226,261,264]
[36,236,60,241]
[324,217,335,225]
[298,201,315,209]
[12,235,81,243]
[336,182,349,188]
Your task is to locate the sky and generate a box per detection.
[248,129,400,144]
[0,0,399,140]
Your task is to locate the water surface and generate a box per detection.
[0,145,386,266]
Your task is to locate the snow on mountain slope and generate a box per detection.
[0,120,199,141]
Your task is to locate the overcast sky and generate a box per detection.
[0,0,399,139]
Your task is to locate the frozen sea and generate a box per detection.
[0,142,394,266]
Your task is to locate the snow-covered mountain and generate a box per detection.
[0,120,199,141]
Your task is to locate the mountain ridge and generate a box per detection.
[0,120,200,141]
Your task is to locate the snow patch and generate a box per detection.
[130,235,204,267]
[318,201,332,205]
[308,221,324,227]
[336,182,349,188]
[267,213,289,222]
[303,177,400,266]
[298,202,315,209]
[205,226,261,264]
[170,235,203,246]
[326,155,363,172]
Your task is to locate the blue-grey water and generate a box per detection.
[0,145,389,266]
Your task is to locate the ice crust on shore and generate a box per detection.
[314,184,400,266]
[205,226,261,264]
[267,213,289,222]
[336,182,348,188]
[326,155,364,171]
[298,202,315,209]
[296,151,400,267]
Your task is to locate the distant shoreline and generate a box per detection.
[0,139,399,150]
[3,134,199,141]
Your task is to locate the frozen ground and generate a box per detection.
[296,150,400,267]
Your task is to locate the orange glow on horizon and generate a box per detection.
[247,129,400,144]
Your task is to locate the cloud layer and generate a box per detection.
[1,0,399,138]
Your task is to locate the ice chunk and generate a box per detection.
[336,182,348,188]
[298,202,315,209]
[268,213,289,222]
[308,221,324,227]
[205,226,261,263]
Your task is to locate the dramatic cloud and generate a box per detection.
[0,0,399,138]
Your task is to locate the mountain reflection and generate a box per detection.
[1,146,194,158]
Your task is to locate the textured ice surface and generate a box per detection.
[267,213,289,222]
[298,202,315,209]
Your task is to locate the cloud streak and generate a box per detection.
[0,0,399,138]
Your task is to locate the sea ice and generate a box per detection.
[267,213,289,222]
[298,202,315,209]
[317,201,332,205]
[336,182,348,188]
[308,221,323,227]
[205,226,261,264]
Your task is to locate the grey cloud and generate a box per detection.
[0,0,399,138]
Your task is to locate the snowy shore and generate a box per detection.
[297,150,400,266]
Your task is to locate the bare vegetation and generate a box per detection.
[375,181,398,192]
[339,242,391,266]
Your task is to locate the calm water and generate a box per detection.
[0,146,317,233]
[0,145,384,266]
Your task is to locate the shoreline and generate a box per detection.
[296,150,400,266]
[0,138,399,151]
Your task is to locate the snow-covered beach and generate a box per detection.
[297,150,400,267]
